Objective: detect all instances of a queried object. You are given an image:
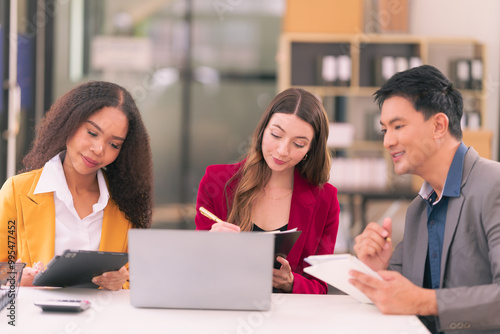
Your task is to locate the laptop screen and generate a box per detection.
[128,229,274,311]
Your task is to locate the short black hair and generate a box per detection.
[373,64,463,140]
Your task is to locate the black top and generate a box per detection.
[252,224,288,232]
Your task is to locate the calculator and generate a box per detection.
[34,299,91,312]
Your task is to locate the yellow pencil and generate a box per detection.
[199,207,225,224]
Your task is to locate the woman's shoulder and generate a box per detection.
[10,168,43,185]
[1,168,43,193]
[295,169,337,194]
[313,182,337,198]
[204,161,243,176]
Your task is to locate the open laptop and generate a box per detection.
[128,229,274,311]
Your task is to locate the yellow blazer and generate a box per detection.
[0,168,131,287]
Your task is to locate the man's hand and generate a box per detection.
[349,269,438,316]
[353,217,393,271]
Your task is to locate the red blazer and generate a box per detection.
[195,162,340,294]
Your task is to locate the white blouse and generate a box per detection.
[34,153,109,256]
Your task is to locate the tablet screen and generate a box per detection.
[33,250,128,288]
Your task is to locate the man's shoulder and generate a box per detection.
[466,154,500,183]
[474,155,500,170]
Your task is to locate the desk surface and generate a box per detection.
[1,287,430,334]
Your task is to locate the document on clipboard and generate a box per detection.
[303,254,382,303]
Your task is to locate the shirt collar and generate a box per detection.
[419,142,467,202]
[34,152,109,211]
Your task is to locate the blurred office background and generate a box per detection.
[1,0,499,252]
[1,0,284,229]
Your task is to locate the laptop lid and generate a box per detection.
[128,229,274,311]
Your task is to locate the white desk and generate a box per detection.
[1,287,430,334]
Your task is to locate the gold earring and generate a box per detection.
[302,154,308,161]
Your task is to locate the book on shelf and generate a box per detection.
[318,55,337,85]
[450,59,471,90]
[470,59,483,90]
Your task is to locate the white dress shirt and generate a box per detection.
[34,153,109,256]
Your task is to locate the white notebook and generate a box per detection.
[304,254,382,304]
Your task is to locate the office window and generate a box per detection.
[51,0,284,227]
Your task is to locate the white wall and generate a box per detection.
[409,0,500,160]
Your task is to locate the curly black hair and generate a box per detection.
[21,81,153,228]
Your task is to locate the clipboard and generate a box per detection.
[33,250,128,288]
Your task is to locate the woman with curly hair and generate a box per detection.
[0,81,153,290]
[195,88,340,294]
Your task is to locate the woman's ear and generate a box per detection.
[433,113,449,139]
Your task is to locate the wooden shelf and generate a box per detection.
[279,33,488,194]
[278,32,487,123]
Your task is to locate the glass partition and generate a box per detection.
[51,0,284,227]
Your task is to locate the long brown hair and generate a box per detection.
[226,88,331,231]
[22,81,153,228]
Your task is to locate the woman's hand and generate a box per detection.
[92,266,129,291]
[19,261,44,286]
[272,256,294,293]
[209,221,240,232]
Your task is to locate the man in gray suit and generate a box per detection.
[351,65,500,333]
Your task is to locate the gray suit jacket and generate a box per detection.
[389,147,500,333]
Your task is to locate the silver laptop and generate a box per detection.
[128,229,274,311]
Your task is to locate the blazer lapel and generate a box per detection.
[408,199,429,286]
[287,169,315,263]
[99,199,130,252]
[20,170,56,265]
[440,195,464,286]
[440,147,477,286]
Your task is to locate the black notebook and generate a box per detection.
[33,250,128,288]
[262,228,302,269]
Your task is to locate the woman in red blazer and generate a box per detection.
[195,88,340,294]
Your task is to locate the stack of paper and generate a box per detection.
[304,254,382,303]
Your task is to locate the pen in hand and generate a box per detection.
[199,207,225,224]
[199,207,240,232]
